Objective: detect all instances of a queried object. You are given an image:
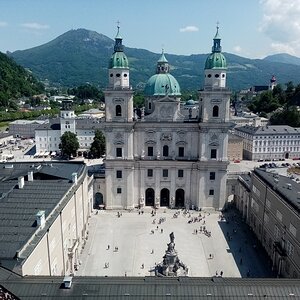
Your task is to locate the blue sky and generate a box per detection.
[0,0,299,58]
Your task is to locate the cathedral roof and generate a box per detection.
[144,51,181,97]
[144,73,181,96]
[109,26,129,69]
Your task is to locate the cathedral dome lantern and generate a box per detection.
[204,25,227,89]
[108,25,130,89]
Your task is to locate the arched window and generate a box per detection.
[116,105,122,116]
[213,105,219,117]
[163,145,169,157]
[148,102,152,110]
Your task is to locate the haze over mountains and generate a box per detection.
[8,29,300,91]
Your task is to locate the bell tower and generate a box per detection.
[105,25,133,123]
[197,26,231,210]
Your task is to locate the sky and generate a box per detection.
[0,0,300,58]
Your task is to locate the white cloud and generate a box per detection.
[21,22,50,30]
[233,45,242,53]
[0,21,8,27]
[179,25,199,33]
[259,0,300,55]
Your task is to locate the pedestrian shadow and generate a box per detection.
[217,206,275,278]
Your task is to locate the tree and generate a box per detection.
[90,130,105,158]
[59,131,79,158]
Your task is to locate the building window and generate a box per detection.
[212,105,219,117]
[163,145,169,157]
[289,223,297,237]
[116,170,122,178]
[117,187,122,194]
[116,147,122,157]
[286,240,294,257]
[210,172,215,180]
[211,149,217,159]
[274,225,280,240]
[162,169,168,177]
[178,169,184,177]
[253,185,261,198]
[276,210,282,221]
[209,189,214,196]
[147,169,153,177]
[178,147,184,157]
[116,105,122,117]
[148,146,153,156]
[149,102,152,110]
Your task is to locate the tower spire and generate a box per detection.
[212,23,222,53]
[114,22,123,52]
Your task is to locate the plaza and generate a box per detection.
[77,208,273,278]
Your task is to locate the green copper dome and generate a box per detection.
[205,52,227,69]
[205,25,227,70]
[109,52,129,69]
[144,50,181,96]
[109,26,129,69]
[144,73,181,96]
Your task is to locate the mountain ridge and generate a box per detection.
[9,28,300,91]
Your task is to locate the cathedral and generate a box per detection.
[103,26,231,210]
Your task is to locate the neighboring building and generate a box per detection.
[235,168,300,278]
[78,108,105,119]
[230,112,268,128]
[35,101,96,154]
[227,133,243,161]
[103,25,231,210]
[0,161,92,276]
[0,132,14,146]
[9,120,47,138]
[234,125,300,161]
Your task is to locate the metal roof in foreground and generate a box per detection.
[0,268,299,299]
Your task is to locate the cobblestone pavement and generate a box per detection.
[76,208,274,278]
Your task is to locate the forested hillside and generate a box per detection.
[0,52,44,109]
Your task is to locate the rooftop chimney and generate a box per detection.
[28,171,33,182]
[36,210,45,228]
[63,276,73,289]
[18,176,24,189]
[72,172,78,184]
[286,183,292,190]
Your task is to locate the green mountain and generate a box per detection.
[9,28,300,91]
[263,53,300,66]
[0,52,44,106]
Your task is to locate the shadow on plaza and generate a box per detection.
[217,206,276,278]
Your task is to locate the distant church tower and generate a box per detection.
[198,25,231,209]
[60,99,76,135]
[269,75,277,90]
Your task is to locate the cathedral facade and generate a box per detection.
[103,26,231,210]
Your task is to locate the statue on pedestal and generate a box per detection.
[154,232,188,277]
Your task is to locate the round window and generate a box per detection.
[124,74,128,77]
[208,74,212,78]
[116,73,121,77]
[110,74,113,77]
[222,74,226,78]
[215,74,220,78]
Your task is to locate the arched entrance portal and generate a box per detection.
[285,152,289,159]
[94,192,104,209]
[160,188,170,207]
[175,189,185,207]
[145,188,155,206]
